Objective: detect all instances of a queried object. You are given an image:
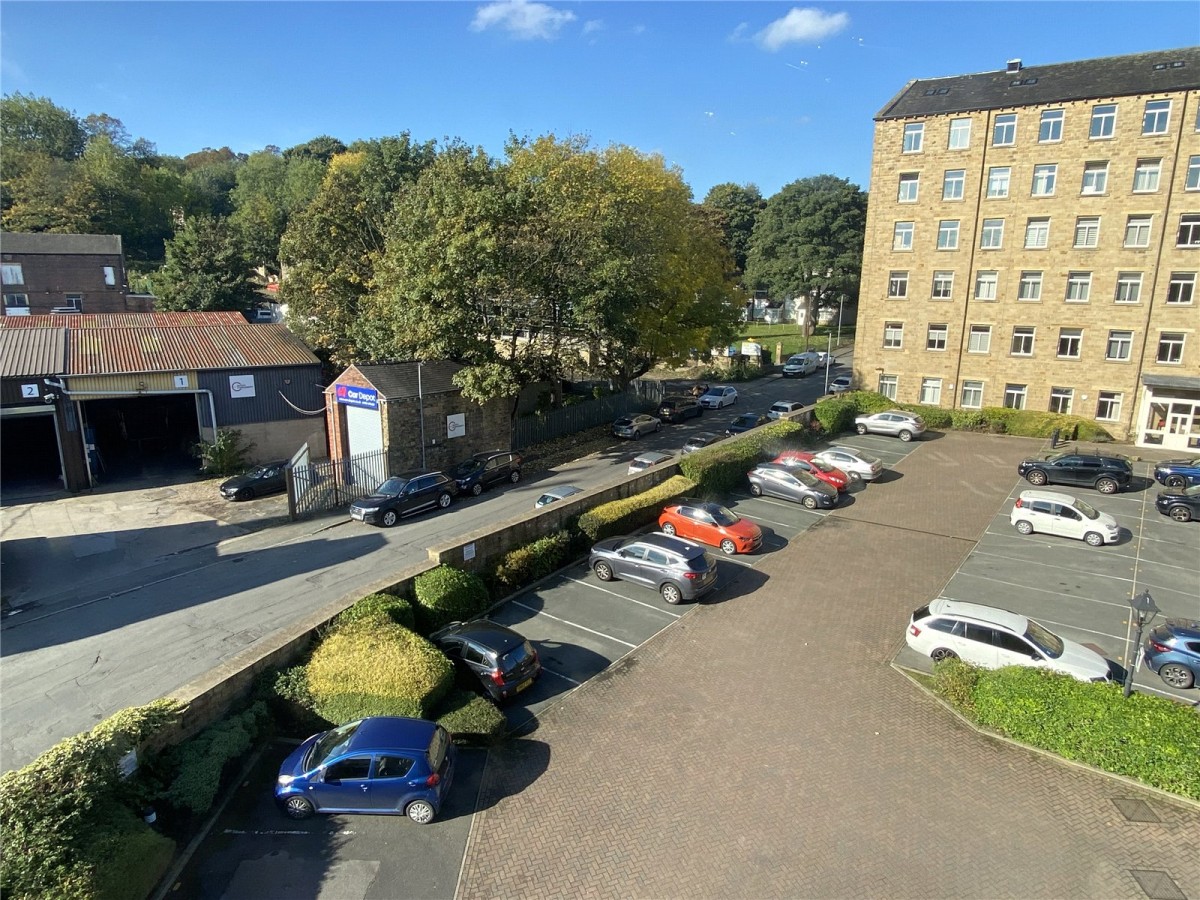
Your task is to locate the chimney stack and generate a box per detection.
[1006,59,1022,73]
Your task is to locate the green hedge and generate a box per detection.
[412,566,491,632]
[677,420,805,495]
[578,474,697,541]
[158,702,271,815]
[434,689,509,745]
[933,663,1200,800]
[305,619,453,724]
[83,802,176,900]
[334,591,416,630]
[0,699,184,900]
[491,530,573,594]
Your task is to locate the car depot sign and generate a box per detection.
[335,384,379,410]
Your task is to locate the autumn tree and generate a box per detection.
[155,215,256,311]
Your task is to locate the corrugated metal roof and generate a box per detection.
[68,324,319,374]
[0,311,247,329]
[0,232,124,256]
[331,361,465,399]
[877,47,1200,119]
[0,328,67,377]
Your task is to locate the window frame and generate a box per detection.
[1142,99,1171,136]
[1010,326,1035,356]
[937,219,960,250]
[1038,109,1064,143]
[1057,328,1083,359]
[877,374,898,400]
[980,218,1005,250]
[1048,387,1074,415]
[931,271,954,300]
[887,271,909,299]
[1017,271,1042,302]
[967,324,992,354]
[1177,213,1200,247]
[897,173,920,203]
[1031,164,1057,196]
[1004,383,1028,410]
[1024,218,1050,249]
[1,264,24,285]
[1114,272,1142,305]
[1124,215,1152,248]
[992,113,1017,147]
[1166,272,1195,305]
[960,380,984,409]
[1090,103,1117,140]
[948,117,972,150]
[1065,272,1092,303]
[1133,158,1162,193]
[1187,156,1200,191]
[1096,391,1122,422]
[1157,332,1185,365]
[942,169,965,201]
[919,377,942,405]
[986,166,1011,199]
[1106,330,1133,361]
[1073,216,1100,248]
[1080,162,1108,195]
[903,123,924,153]
[883,322,904,349]
[893,221,915,251]
[926,323,949,351]
[974,271,998,302]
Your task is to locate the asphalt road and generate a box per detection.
[0,362,845,772]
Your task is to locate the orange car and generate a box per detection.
[772,450,851,492]
[658,501,763,555]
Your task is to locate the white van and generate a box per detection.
[782,353,819,378]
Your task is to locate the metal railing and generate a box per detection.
[287,448,389,518]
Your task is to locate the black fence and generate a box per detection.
[287,448,389,519]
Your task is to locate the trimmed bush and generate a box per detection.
[578,474,697,541]
[159,702,270,815]
[305,619,453,723]
[412,566,490,632]
[491,530,573,594]
[334,591,416,630]
[677,421,805,496]
[262,665,328,736]
[931,657,983,713]
[435,689,509,745]
[812,396,859,435]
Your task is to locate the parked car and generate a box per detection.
[1143,619,1200,689]
[1009,490,1120,546]
[628,450,673,475]
[827,375,852,394]
[1155,484,1200,522]
[449,450,522,496]
[588,532,718,604]
[854,410,927,441]
[658,395,703,423]
[1153,458,1200,489]
[429,620,541,702]
[767,400,804,420]
[275,716,456,823]
[681,432,721,455]
[219,460,287,500]
[771,450,850,492]
[612,414,661,439]
[698,385,738,409]
[1017,452,1132,494]
[725,412,769,436]
[658,501,763,555]
[905,598,1111,682]
[812,446,884,482]
[747,463,839,509]
[534,485,584,509]
[350,471,457,526]
[781,353,819,378]
[813,350,830,368]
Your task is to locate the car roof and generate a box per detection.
[1154,618,1200,640]
[542,485,583,499]
[925,598,1028,633]
[686,432,718,442]
[345,716,438,753]
[629,531,707,556]
[432,620,526,653]
[393,469,439,480]
[633,451,673,463]
[1018,490,1081,505]
[473,449,514,460]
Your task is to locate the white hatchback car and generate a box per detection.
[827,375,852,394]
[767,400,805,420]
[1009,490,1120,546]
[698,385,738,409]
[906,598,1111,682]
[812,446,884,482]
[628,451,673,475]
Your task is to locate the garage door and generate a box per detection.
[345,404,384,458]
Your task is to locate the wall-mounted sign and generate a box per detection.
[463,542,476,562]
[173,374,188,389]
[335,384,379,410]
[20,384,39,399]
[229,374,256,398]
[447,413,466,439]
[741,341,762,357]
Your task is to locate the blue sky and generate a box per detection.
[2,2,1197,200]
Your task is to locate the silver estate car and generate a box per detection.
[854,410,927,441]
[589,532,719,605]
[747,463,839,509]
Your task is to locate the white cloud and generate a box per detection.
[583,19,604,35]
[470,0,576,40]
[756,8,849,52]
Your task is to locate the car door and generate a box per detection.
[399,477,427,515]
[1028,499,1057,535]
[1055,503,1085,540]
[309,755,374,812]
[689,507,717,542]
[483,456,504,488]
[1050,455,1083,486]
[613,543,649,584]
[951,622,1000,668]
[992,631,1043,669]
[671,507,697,541]
[369,754,418,812]
[643,547,673,587]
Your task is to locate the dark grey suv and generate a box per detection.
[658,396,702,423]
[588,532,718,604]
[350,470,457,526]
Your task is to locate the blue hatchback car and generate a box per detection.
[275,717,456,824]
[1143,619,1200,690]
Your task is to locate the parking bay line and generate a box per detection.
[973,541,1198,577]
[222,828,356,836]
[509,599,640,648]
[562,576,686,618]
[948,571,1134,610]
[967,546,1149,583]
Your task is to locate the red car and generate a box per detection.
[658,501,763,555]
[771,451,850,492]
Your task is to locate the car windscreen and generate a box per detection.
[709,505,739,526]
[426,726,449,773]
[614,417,633,426]
[451,459,484,477]
[498,641,535,672]
[308,720,361,770]
[377,476,409,495]
[1184,485,1200,498]
[1024,620,1064,658]
[792,469,820,487]
[702,389,722,397]
[809,459,836,473]
[1074,498,1100,520]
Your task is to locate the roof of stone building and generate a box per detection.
[0,232,124,256]
[335,361,466,399]
[877,47,1200,120]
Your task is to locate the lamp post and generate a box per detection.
[835,295,846,350]
[1123,589,1159,698]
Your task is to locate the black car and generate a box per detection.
[1155,484,1200,522]
[429,620,542,702]
[658,396,703,423]
[1016,452,1132,494]
[219,461,287,500]
[450,450,522,497]
[725,413,769,436]
[349,470,458,526]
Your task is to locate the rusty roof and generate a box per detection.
[0,328,67,378]
[0,311,247,329]
[66,323,319,374]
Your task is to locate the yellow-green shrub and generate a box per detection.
[578,474,696,541]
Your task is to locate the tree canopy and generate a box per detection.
[154,215,257,312]
[701,182,765,277]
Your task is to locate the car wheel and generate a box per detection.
[661,522,677,536]
[593,561,614,581]
[660,583,683,605]
[471,483,483,497]
[437,492,452,509]
[241,487,256,500]
[1084,531,1104,547]
[856,424,868,435]
[1164,474,1186,489]
[802,495,818,510]
[1026,470,1048,486]
[848,471,862,482]
[1168,505,1193,523]
[1095,477,1119,494]
[1015,520,1034,535]
[509,470,521,484]
[634,429,642,440]
[381,509,399,528]
[655,422,661,433]
[1158,663,1196,690]
[719,538,737,555]
[283,796,315,819]
[749,483,763,497]
[899,430,913,442]
[930,647,957,663]
[405,800,435,825]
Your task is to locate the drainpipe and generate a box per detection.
[417,362,427,468]
[43,378,219,443]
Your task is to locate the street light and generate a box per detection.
[1123,589,1159,698]
[835,295,846,350]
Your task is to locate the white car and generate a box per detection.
[767,400,805,420]
[698,385,738,409]
[1009,490,1120,546]
[781,354,818,377]
[827,375,852,394]
[628,451,673,475]
[906,598,1111,682]
[814,350,830,368]
[854,410,926,441]
[812,446,883,482]
[535,485,584,509]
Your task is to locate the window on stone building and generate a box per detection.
[1038,109,1064,142]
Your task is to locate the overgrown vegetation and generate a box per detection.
[490,530,574,594]
[192,428,255,476]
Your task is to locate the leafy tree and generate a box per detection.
[743,174,867,311]
[701,182,764,276]
[1,152,76,232]
[155,215,256,311]
[0,93,86,160]
[283,135,347,164]
[81,113,132,151]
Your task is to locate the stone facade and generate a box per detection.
[855,50,1200,447]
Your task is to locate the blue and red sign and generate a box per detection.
[335,384,379,410]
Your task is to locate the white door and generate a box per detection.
[345,405,384,458]
[1054,505,1085,540]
